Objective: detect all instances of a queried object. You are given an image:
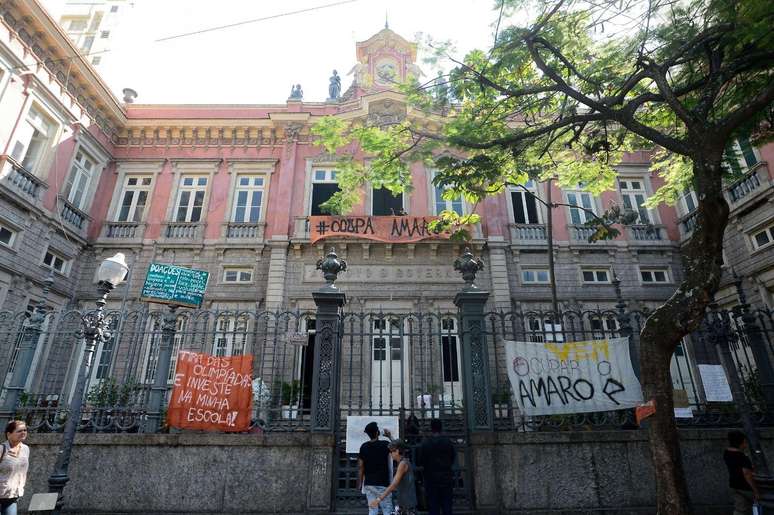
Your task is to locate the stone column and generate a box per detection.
[264,238,289,310]
[310,248,346,432]
[146,305,177,432]
[454,248,494,432]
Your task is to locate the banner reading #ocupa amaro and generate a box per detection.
[504,338,643,416]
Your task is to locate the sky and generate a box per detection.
[42,0,501,105]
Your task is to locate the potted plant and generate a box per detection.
[280,380,301,419]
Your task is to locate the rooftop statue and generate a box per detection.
[328,70,341,100]
[289,84,303,100]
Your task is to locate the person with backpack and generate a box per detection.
[0,420,30,515]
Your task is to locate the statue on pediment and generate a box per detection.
[328,70,341,100]
[289,84,303,100]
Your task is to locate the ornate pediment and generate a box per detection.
[366,99,407,127]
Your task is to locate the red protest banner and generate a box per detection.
[167,351,253,432]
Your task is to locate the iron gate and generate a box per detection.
[332,311,474,513]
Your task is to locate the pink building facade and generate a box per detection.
[0,1,772,321]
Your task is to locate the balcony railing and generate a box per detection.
[225,222,266,239]
[727,162,768,205]
[509,223,547,242]
[1,156,46,203]
[628,224,664,241]
[104,222,143,239]
[569,224,597,242]
[60,199,89,230]
[164,222,203,239]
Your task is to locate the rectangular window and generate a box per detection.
[43,249,69,274]
[522,268,550,284]
[581,268,610,283]
[432,172,463,216]
[81,36,95,53]
[590,317,618,339]
[100,30,110,38]
[640,268,670,283]
[91,56,102,65]
[214,316,248,357]
[680,189,698,215]
[619,179,651,224]
[11,107,55,174]
[724,135,759,174]
[752,225,774,250]
[372,187,404,216]
[0,225,16,248]
[510,181,540,224]
[223,267,253,283]
[310,169,339,216]
[65,149,97,210]
[110,5,119,12]
[68,18,87,31]
[566,190,595,224]
[116,176,152,222]
[440,318,459,382]
[232,175,264,223]
[175,176,207,222]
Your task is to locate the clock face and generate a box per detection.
[375,59,398,85]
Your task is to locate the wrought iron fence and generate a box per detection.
[0,303,771,434]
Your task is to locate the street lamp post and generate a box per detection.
[47,253,128,514]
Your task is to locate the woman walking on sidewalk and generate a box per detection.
[0,420,30,515]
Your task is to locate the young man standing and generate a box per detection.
[724,430,760,515]
[419,418,455,515]
[358,421,393,515]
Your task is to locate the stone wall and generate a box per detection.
[19,428,768,514]
[471,428,774,515]
[22,432,335,515]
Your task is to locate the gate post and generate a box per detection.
[311,248,346,432]
[146,304,178,432]
[0,273,53,424]
[453,248,493,432]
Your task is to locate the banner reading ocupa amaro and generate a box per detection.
[167,351,253,432]
[504,338,642,416]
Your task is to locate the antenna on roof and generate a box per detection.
[385,11,389,29]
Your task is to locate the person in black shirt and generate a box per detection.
[724,430,759,515]
[358,421,394,515]
[418,418,455,515]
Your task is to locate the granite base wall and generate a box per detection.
[471,428,774,515]
[22,432,335,514]
[19,428,769,514]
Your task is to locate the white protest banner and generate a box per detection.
[345,415,399,454]
[504,337,643,416]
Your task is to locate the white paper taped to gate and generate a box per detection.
[345,415,399,454]
[504,337,643,416]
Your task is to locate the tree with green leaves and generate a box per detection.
[313,1,774,512]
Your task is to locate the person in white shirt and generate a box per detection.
[0,420,30,515]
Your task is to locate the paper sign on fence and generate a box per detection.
[504,337,643,416]
[167,351,253,432]
[698,364,733,402]
[345,415,399,454]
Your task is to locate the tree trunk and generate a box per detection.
[638,157,729,515]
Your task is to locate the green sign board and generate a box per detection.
[140,263,209,308]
